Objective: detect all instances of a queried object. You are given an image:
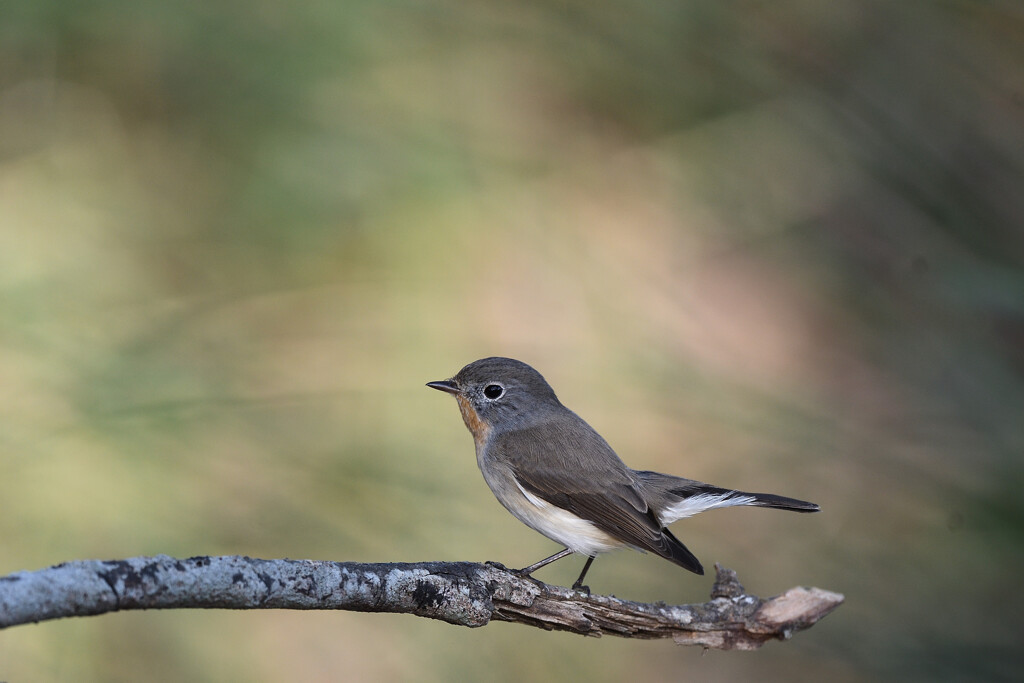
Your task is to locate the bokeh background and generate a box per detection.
[2,1,1022,681]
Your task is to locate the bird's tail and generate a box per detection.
[634,470,820,525]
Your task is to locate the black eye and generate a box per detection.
[483,384,504,400]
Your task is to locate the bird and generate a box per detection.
[427,357,819,591]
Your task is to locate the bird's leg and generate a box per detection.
[516,548,574,576]
[571,555,596,594]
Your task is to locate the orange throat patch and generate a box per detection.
[456,394,491,448]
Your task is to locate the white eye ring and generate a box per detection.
[483,384,504,400]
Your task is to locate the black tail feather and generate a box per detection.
[636,470,819,515]
[743,491,820,512]
[664,481,820,513]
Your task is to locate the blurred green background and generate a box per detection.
[2,1,1022,680]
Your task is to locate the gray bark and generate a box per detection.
[0,555,842,649]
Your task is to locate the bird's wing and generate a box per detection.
[490,417,704,574]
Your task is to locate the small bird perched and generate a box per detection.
[428,357,819,591]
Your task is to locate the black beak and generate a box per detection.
[426,379,459,395]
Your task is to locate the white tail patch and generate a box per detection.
[661,492,757,524]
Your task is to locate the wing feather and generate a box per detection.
[489,416,703,573]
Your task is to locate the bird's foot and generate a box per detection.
[485,561,546,587]
[571,581,591,595]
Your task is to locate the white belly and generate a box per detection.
[479,458,623,556]
[511,480,623,555]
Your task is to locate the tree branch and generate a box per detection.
[0,555,842,649]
